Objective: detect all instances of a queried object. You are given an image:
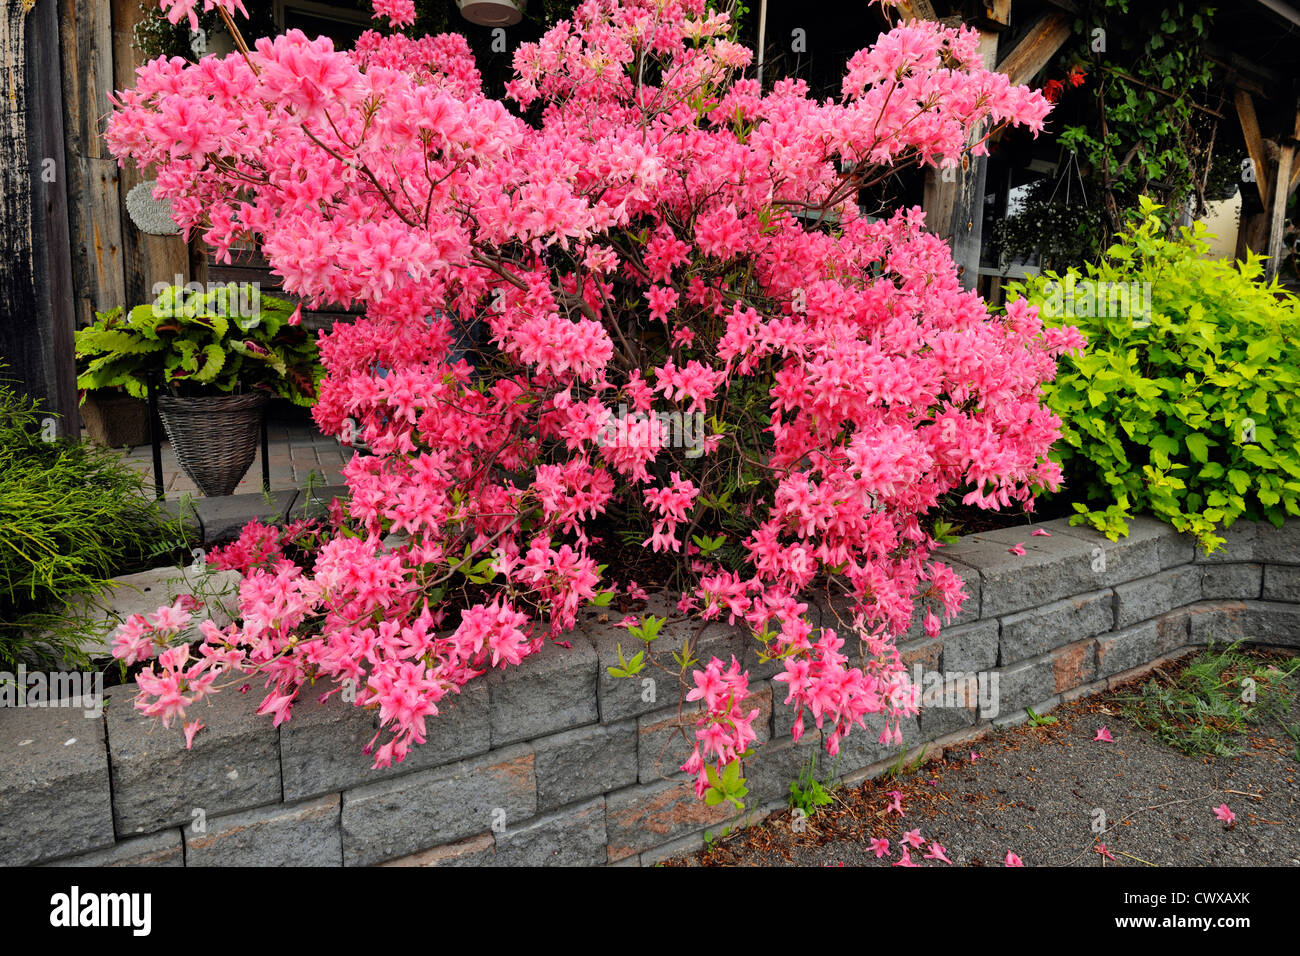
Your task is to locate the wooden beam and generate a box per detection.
[1234,88,1274,208]
[975,0,1013,30]
[996,11,1071,86]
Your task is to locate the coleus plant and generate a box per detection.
[107,0,1082,805]
[75,285,321,406]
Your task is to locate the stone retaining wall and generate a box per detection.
[3,515,1297,867]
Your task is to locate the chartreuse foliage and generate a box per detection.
[1010,197,1300,552]
[75,284,321,406]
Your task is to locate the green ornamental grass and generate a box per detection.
[0,375,183,668]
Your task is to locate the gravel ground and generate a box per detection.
[667,649,1300,867]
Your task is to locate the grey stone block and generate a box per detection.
[992,658,1055,714]
[918,695,977,739]
[341,743,536,866]
[0,706,114,865]
[1186,601,1248,645]
[1114,565,1202,629]
[1256,522,1300,565]
[939,619,999,672]
[638,705,698,784]
[280,682,490,802]
[195,489,299,546]
[940,522,1104,618]
[1152,607,1193,655]
[1263,565,1300,602]
[185,794,341,866]
[1000,589,1113,663]
[589,618,744,723]
[1157,528,1198,569]
[1200,563,1262,600]
[895,559,983,642]
[828,714,919,779]
[1238,601,1300,647]
[1181,600,1300,647]
[105,682,282,837]
[493,797,606,866]
[1095,621,1161,678]
[46,829,183,867]
[380,833,496,867]
[536,720,637,810]
[740,737,825,810]
[293,484,349,522]
[1051,517,1166,588]
[487,637,598,747]
[1194,520,1256,563]
[68,565,241,658]
[605,777,737,860]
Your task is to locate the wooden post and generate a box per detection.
[60,0,126,327]
[1,0,79,436]
[948,31,1002,290]
[1264,104,1300,283]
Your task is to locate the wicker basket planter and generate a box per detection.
[157,392,266,497]
[81,391,151,448]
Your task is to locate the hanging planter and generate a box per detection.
[75,284,322,497]
[157,392,266,497]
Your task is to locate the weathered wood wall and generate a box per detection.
[1,0,78,435]
[2,0,198,434]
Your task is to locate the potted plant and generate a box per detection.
[79,387,152,449]
[74,283,321,496]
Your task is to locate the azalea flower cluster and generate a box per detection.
[106,0,1081,794]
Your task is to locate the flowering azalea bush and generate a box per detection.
[107,0,1081,804]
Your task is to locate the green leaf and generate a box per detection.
[1185,433,1211,463]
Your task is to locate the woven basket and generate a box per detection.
[157,392,266,497]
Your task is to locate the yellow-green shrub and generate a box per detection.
[1009,197,1300,552]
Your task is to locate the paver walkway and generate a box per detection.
[114,422,349,500]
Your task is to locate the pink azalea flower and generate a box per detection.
[902,828,925,849]
[886,791,905,816]
[924,842,952,864]
[1213,803,1236,827]
[892,848,919,867]
[1008,543,1027,555]
[970,750,980,762]
[1031,528,1051,536]
[1094,726,1114,742]
[869,837,890,858]
[1004,851,1024,866]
